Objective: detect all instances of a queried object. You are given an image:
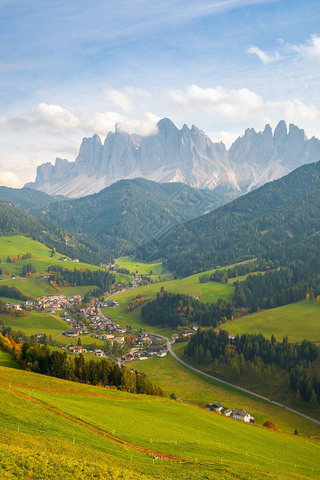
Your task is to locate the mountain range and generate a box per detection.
[25,118,320,199]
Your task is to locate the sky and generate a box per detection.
[1,0,320,187]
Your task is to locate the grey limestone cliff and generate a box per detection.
[25,118,320,199]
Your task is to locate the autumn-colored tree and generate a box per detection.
[263,421,277,430]
[306,293,310,301]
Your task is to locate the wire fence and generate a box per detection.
[1,383,319,477]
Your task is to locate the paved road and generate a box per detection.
[154,334,320,427]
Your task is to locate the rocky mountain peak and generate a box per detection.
[25,118,320,199]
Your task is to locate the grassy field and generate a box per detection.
[227,271,265,284]
[0,366,319,479]
[0,311,104,347]
[130,343,320,438]
[0,236,104,298]
[115,256,164,275]
[0,348,19,368]
[224,300,320,342]
[0,236,100,273]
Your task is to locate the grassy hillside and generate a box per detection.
[0,311,104,347]
[116,256,164,275]
[0,236,101,274]
[130,343,320,437]
[0,236,109,298]
[0,200,112,265]
[1,365,320,479]
[224,300,320,342]
[0,348,18,368]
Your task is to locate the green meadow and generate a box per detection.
[224,300,320,342]
[1,366,320,479]
[0,236,100,274]
[130,343,320,438]
[0,311,104,347]
[0,348,18,368]
[115,256,164,275]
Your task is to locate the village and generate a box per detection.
[6,294,173,363]
[5,293,256,424]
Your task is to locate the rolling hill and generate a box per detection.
[1,365,320,479]
[0,200,112,264]
[29,178,221,255]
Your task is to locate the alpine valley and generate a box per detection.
[0,122,320,480]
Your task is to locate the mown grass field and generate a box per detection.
[224,300,320,342]
[0,366,319,479]
[130,343,320,438]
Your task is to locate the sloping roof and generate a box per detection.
[232,408,249,417]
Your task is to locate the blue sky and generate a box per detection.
[1,0,320,186]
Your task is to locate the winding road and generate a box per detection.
[154,334,320,427]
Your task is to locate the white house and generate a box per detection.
[231,409,255,423]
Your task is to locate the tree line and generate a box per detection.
[0,332,164,396]
[48,265,115,292]
[185,329,320,405]
[0,285,28,301]
[141,288,234,328]
[233,239,320,312]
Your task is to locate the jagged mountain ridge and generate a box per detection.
[26,118,320,198]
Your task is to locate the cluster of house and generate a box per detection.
[124,343,168,362]
[58,257,79,262]
[6,294,82,312]
[171,326,198,342]
[207,403,255,423]
[100,300,119,308]
[26,294,81,310]
[5,302,23,311]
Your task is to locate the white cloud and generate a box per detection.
[291,34,320,63]
[170,84,263,116]
[247,46,280,64]
[32,103,80,128]
[102,87,150,113]
[0,171,21,188]
[0,103,80,132]
[169,84,318,122]
[116,117,159,136]
[212,130,243,148]
[86,110,159,137]
[87,111,124,135]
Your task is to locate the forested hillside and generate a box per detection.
[0,201,111,264]
[0,186,63,212]
[30,178,221,255]
[145,162,320,276]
